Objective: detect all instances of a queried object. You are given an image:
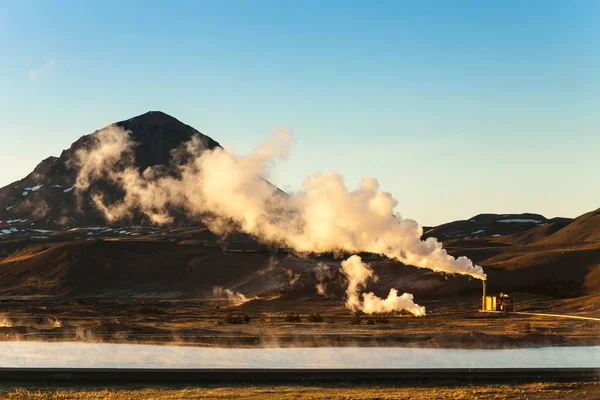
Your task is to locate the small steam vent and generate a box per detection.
[481,280,514,312]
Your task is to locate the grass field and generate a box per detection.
[2,382,599,399]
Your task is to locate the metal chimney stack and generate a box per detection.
[482,280,487,311]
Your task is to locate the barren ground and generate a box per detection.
[1,294,598,348]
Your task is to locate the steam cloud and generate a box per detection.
[73,126,485,279]
[341,255,426,316]
[0,315,10,328]
[73,125,486,314]
[287,268,300,287]
[213,287,256,306]
[0,314,62,329]
[314,263,331,296]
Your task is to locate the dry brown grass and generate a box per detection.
[0,294,598,348]
[1,382,599,399]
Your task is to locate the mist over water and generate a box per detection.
[1,342,598,369]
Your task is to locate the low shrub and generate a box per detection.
[366,315,389,325]
[519,321,532,333]
[283,313,301,322]
[307,313,324,322]
[223,314,251,324]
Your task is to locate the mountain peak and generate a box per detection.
[112,111,221,170]
[0,112,223,227]
[119,111,181,125]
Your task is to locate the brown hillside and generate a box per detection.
[497,218,573,246]
[0,241,296,298]
[536,208,600,245]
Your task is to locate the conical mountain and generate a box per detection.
[0,111,222,228]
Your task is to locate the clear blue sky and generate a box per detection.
[0,0,598,226]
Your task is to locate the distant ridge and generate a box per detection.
[422,213,572,242]
[537,208,600,245]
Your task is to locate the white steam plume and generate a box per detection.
[213,287,256,306]
[0,314,11,327]
[341,255,426,316]
[315,263,331,296]
[74,126,134,191]
[0,314,62,329]
[287,268,300,287]
[257,257,279,276]
[73,125,486,281]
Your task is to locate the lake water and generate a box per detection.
[0,342,598,369]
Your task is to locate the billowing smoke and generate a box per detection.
[0,314,62,329]
[257,257,279,276]
[314,263,331,296]
[73,125,486,282]
[73,125,485,316]
[0,314,11,327]
[73,126,133,191]
[287,268,300,287]
[341,255,426,316]
[213,287,256,306]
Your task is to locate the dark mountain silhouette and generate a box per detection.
[0,111,221,228]
[422,213,573,242]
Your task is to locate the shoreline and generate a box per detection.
[1,333,599,350]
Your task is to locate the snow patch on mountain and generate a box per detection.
[25,184,43,192]
[498,219,542,223]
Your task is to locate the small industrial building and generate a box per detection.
[482,293,514,312]
[481,281,514,312]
